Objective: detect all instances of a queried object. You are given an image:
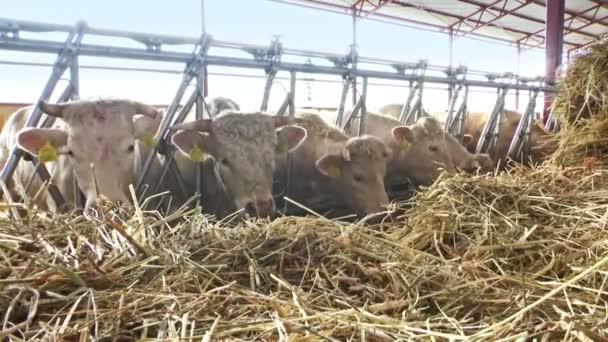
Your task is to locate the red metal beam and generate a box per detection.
[544,0,565,121]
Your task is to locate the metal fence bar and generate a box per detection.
[0,22,85,207]
[0,37,555,93]
[475,87,509,154]
[358,76,368,136]
[507,88,540,162]
[135,34,211,197]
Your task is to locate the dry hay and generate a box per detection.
[0,164,606,341]
[550,40,608,167]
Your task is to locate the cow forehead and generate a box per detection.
[212,113,276,143]
[346,137,388,161]
[63,104,136,130]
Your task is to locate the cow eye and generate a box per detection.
[429,145,439,153]
[67,150,74,157]
[353,174,364,182]
[127,145,135,153]
[220,159,231,168]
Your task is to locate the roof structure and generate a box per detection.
[270,0,608,52]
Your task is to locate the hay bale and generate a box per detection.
[551,41,608,166]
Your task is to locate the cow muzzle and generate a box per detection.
[244,197,275,218]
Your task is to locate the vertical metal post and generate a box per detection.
[69,55,86,209]
[358,77,368,136]
[544,0,565,122]
[516,42,521,111]
[351,5,358,107]
[195,68,205,204]
[336,76,350,126]
[260,69,276,112]
[136,35,211,195]
[289,70,296,119]
[200,0,206,35]
[201,0,209,98]
[448,28,454,105]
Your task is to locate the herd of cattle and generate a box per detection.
[0,96,557,220]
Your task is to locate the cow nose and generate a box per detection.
[245,198,275,218]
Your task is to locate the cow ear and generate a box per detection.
[133,114,161,142]
[315,154,343,178]
[276,125,307,153]
[17,128,68,158]
[171,130,215,162]
[392,126,415,143]
[462,134,474,146]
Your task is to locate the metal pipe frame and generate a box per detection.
[0,37,554,93]
[475,86,509,155]
[397,61,427,124]
[0,21,86,209]
[507,87,540,163]
[195,64,206,207]
[134,34,212,198]
[150,86,199,203]
[445,84,470,139]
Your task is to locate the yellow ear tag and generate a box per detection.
[38,142,58,163]
[398,140,411,152]
[276,143,287,154]
[142,134,155,148]
[328,165,341,178]
[189,145,205,162]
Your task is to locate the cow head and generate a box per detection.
[16,99,162,212]
[315,135,391,216]
[388,116,457,186]
[447,133,494,173]
[171,113,307,218]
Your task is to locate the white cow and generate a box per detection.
[0,99,165,213]
[170,108,307,219]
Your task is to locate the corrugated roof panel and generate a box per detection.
[566,31,599,44]
[514,3,548,22]
[494,15,545,33]
[283,0,608,50]
[401,0,480,18]
[564,0,600,13]
[472,25,529,42]
[578,22,608,36]
[376,4,460,27]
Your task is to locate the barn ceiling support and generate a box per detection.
[544,0,565,121]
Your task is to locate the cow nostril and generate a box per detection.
[245,202,257,216]
[256,199,274,215]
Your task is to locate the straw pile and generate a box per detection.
[551,40,608,167]
[0,162,606,341]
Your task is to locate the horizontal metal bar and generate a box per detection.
[0,18,199,46]
[0,37,557,93]
[0,18,551,88]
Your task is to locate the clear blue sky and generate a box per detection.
[1,0,547,113]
